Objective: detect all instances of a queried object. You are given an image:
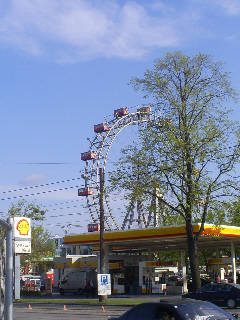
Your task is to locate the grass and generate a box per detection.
[13,298,151,305]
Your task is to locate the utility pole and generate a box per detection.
[99,168,107,302]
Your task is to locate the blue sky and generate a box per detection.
[0,0,240,236]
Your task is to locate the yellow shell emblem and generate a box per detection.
[16,219,30,236]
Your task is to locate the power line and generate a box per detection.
[0,177,82,195]
[0,162,78,165]
[42,199,82,210]
[0,185,79,201]
[46,205,83,212]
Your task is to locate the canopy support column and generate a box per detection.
[231,241,236,284]
[181,250,187,293]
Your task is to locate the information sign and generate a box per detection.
[14,240,31,254]
[97,274,111,295]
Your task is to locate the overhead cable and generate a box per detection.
[0,177,82,195]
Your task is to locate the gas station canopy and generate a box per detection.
[63,223,240,253]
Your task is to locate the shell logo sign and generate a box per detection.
[16,219,30,236]
[14,217,31,239]
[14,217,31,254]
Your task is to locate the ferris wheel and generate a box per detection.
[78,106,160,231]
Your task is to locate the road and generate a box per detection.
[10,291,240,320]
[13,303,130,320]
[12,301,240,320]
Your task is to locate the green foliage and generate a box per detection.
[8,200,55,273]
[8,199,46,221]
[110,51,240,290]
[204,197,240,226]
[111,51,240,229]
[198,249,216,271]
[155,251,181,264]
[20,225,55,273]
[227,197,240,226]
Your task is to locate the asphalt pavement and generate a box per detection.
[12,292,163,320]
[9,289,240,320]
[13,303,131,320]
[11,288,180,320]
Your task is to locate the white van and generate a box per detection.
[59,270,97,295]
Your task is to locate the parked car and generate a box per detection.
[167,275,182,286]
[25,278,41,291]
[182,283,240,308]
[108,299,238,320]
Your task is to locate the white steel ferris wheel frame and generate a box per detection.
[82,108,160,231]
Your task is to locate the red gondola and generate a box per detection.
[94,122,109,133]
[78,187,94,196]
[81,150,97,161]
[137,106,151,113]
[87,223,100,232]
[114,107,129,117]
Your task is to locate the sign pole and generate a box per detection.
[13,217,31,301]
[99,168,107,302]
[5,217,13,320]
[14,255,20,300]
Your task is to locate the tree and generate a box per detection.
[8,200,55,273]
[110,52,240,291]
[21,225,55,274]
[8,199,45,221]
[227,197,240,226]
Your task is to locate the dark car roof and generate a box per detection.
[109,299,237,320]
[122,298,226,307]
[203,282,237,286]
[184,282,240,292]
[159,299,205,306]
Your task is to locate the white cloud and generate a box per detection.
[216,0,240,15]
[0,0,184,61]
[0,0,238,61]
[19,174,47,186]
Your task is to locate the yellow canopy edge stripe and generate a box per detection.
[63,224,240,245]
